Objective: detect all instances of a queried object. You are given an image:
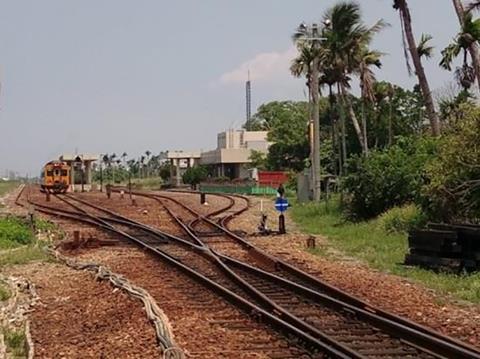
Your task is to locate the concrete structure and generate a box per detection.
[167,150,201,186]
[200,129,269,179]
[59,154,98,192]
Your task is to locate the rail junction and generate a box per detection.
[15,185,480,358]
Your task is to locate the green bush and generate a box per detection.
[422,104,480,222]
[342,136,438,219]
[0,217,34,248]
[182,166,208,188]
[378,204,427,233]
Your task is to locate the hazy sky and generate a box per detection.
[0,1,462,176]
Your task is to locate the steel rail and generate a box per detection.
[124,188,480,359]
[58,194,366,358]
[24,192,352,358]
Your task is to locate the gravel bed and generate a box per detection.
[6,262,160,358]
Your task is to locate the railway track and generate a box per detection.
[19,186,316,358]
[113,188,480,359]
[18,186,480,358]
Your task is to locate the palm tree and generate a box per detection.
[121,152,128,168]
[109,153,117,183]
[145,150,152,177]
[290,45,317,169]
[321,1,387,154]
[127,159,136,177]
[417,34,435,60]
[139,155,146,178]
[393,0,440,136]
[357,48,384,155]
[292,22,325,200]
[440,11,480,91]
[452,0,480,88]
[102,154,110,167]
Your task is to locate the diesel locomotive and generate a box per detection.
[41,161,70,193]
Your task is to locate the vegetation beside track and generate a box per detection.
[291,199,480,304]
[0,280,10,301]
[0,216,54,267]
[0,181,19,198]
[1,327,27,357]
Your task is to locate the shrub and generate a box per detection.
[182,166,208,189]
[0,217,34,248]
[378,204,427,233]
[342,136,438,219]
[422,104,480,222]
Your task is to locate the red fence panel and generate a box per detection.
[257,171,288,187]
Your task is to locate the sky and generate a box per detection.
[0,0,462,176]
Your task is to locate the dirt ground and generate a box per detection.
[5,262,160,359]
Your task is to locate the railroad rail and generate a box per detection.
[17,186,480,358]
[114,187,480,359]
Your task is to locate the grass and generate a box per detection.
[0,181,19,197]
[130,176,163,190]
[0,216,51,268]
[0,217,34,249]
[0,245,50,268]
[290,198,480,304]
[34,218,56,232]
[2,327,27,357]
[0,281,10,301]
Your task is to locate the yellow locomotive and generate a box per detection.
[41,161,70,193]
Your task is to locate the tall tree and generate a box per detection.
[452,0,480,89]
[293,22,325,200]
[322,1,387,154]
[121,152,128,168]
[393,0,441,136]
[145,150,152,177]
[357,48,384,155]
[441,9,480,91]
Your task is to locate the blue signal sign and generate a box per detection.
[275,197,289,212]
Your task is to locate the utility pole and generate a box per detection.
[311,23,321,202]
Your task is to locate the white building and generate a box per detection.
[200,129,269,179]
[167,150,202,186]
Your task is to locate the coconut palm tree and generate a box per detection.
[139,155,145,178]
[452,0,480,88]
[145,150,152,178]
[440,11,480,91]
[417,34,435,60]
[292,22,326,200]
[290,45,318,170]
[321,1,387,154]
[121,152,128,169]
[357,48,384,155]
[393,0,440,136]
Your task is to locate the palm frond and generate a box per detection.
[440,42,462,70]
[417,33,434,60]
[466,1,480,13]
[455,63,476,89]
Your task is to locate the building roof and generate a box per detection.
[59,154,99,162]
[167,150,201,159]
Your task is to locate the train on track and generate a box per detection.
[40,161,70,193]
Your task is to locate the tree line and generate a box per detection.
[93,151,170,183]
[247,0,480,223]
